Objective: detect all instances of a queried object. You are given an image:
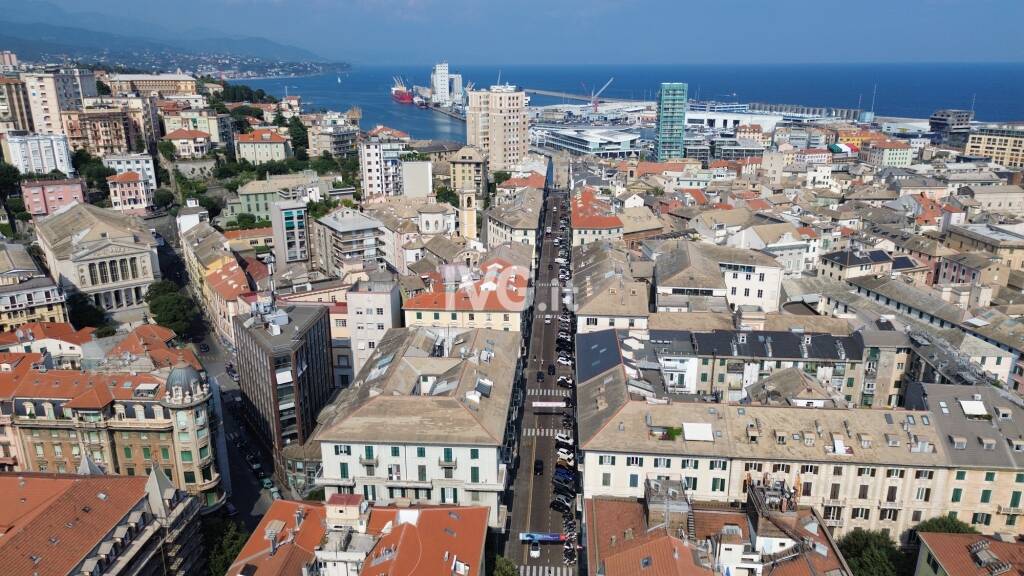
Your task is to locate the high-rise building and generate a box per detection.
[358,130,408,198]
[310,208,384,276]
[233,299,334,477]
[271,199,309,264]
[20,68,97,134]
[345,270,401,375]
[449,72,464,106]
[966,124,1024,169]
[0,77,32,133]
[466,85,528,173]
[929,109,974,145]
[430,62,450,106]
[655,82,688,162]
[0,131,74,176]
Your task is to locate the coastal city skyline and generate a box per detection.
[0,3,1023,576]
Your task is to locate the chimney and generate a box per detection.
[295,506,305,529]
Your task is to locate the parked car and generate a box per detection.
[550,499,570,513]
[555,432,574,445]
[557,357,572,366]
[260,478,274,490]
[557,448,574,460]
[270,487,282,500]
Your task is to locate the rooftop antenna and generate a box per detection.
[496,69,501,87]
[856,93,862,111]
[870,84,877,114]
[970,93,977,114]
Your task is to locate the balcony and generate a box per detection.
[359,456,378,466]
[823,518,845,528]
[438,457,458,468]
[878,500,900,509]
[821,498,846,507]
[384,477,432,489]
[998,505,1024,515]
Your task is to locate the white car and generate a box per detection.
[544,315,552,324]
[555,432,574,445]
[557,357,572,366]
[529,541,540,558]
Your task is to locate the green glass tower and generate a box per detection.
[656,82,688,162]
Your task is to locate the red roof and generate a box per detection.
[362,506,489,576]
[13,370,164,409]
[746,198,771,211]
[229,500,327,576]
[571,186,622,230]
[241,255,270,282]
[0,323,94,347]
[796,226,819,239]
[614,160,689,178]
[223,226,273,240]
[367,125,410,140]
[206,261,249,302]
[686,188,708,205]
[0,353,44,399]
[106,170,141,183]
[108,325,202,371]
[404,259,530,313]
[497,171,545,190]
[919,533,1024,576]
[327,493,363,506]
[237,129,289,144]
[163,128,210,140]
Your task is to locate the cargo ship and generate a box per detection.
[391,76,413,103]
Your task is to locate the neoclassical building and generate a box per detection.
[36,202,161,323]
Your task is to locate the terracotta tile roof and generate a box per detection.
[237,129,289,144]
[686,189,708,206]
[163,128,210,140]
[362,506,489,576]
[796,226,819,239]
[615,160,689,178]
[403,259,529,313]
[919,533,1024,576]
[746,198,771,211]
[601,531,710,576]
[207,261,249,302]
[871,139,910,149]
[108,325,201,371]
[229,500,327,576]
[584,497,648,572]
[0,353,44,399]
[106,170,141,183]
[13,370,164,409]
[241,256,270,282]
[367,125,410,139]
[0,323,95,347]
[223,226,273,240]
[0,473,149,576]
[571,186,622,230]
[497,172,545,190]
[327,493,363,506]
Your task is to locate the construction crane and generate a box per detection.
[589,77,614,114]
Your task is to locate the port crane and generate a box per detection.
[582,77,614,113]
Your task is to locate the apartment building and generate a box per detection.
[0,131,74,176]
[235,129,293,165]
[964,184,1024,213]
[0,77,32,133]
[11,362,225,509]
[0,471,206,576]
[311,208,384,276]
[571,186,623,247]
[233,299,333,476]
[82,95,161,152]
[365,200,457,274]
[818,249,894,282]
[180,222,232,300]
[346,271,401,376]
[102,152,157,193]
[571,240,650,333]
[20,68,96,134]
[36,203,161,323]
[0,242,67,331]
[863,140,913,167]
[235,170,329,220]
[19,178,86,217]
[579,382,1024,545]
[106,171,154,215]
[359,131,408,199]
[163,128,211,159]
[450,145,488,200]
[315,327,520,528]
[60,106,138,156]
[484,187,542,266]
[204,261,249,347]
[107,73,198,97]
[162,108,234,148]
[466,85,528,172]
[656,82,688,162]
[938,252,1007,286]
[965,124,1024,169]
[308,122,358,158]
[403,258,531,333]
[945,223,1024,269]
[271,200,309,265]
[727,223,819,277]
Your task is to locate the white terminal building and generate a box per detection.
[533,127,641,158]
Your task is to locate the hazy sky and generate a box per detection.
[28,0,1024,65]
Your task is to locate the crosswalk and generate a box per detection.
[519,565,575,576]
[523,428,567,437]
[527,388,570,397]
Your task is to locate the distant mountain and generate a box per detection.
[0,0,328,62]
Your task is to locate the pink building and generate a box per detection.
[107,170,153,215]
[20,178,86,216]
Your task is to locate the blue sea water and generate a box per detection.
[248,63,1024,142]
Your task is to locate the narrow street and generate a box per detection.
[505,187,578,576]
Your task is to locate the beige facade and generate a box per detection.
[235,129,293,165]
[20,69,96,134]
[945,223,1024,269]
[163,108,235,147]
[450,145,488,199]
[466,85,528,172]
[61,107,137,156]
[966,125,1024,169]
[0,77,33,133]
[107,73,198,97]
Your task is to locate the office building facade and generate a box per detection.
[656,82,688,162]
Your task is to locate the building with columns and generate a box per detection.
[35,203,161,323]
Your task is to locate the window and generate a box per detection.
[710,460,727,471]
[956,470,966,481]
[683,476,697,491]
[626,456,644,467]
[339,463,349,479]
[801,464,819,475]
[986,472,997,482]
[712,478,726,492]
[856,467,876,477]
[334,445,352,456]
[470,449,479,460]
[598,455,616,465]
[772,463,791,474]
[123,446,132,459]
[181,450,193,463]
[915,487,931,502]
[653,457,671,468]
[586,318,598,326]
[602,473,611,487]
[886,468,905,479]
[858,485,869,499]
[417,446,426,458]
[852,508,870,520]
[745,462,763,472]
[880,509,899,522]
[391,446,400,457]
[972,512,992,526]
[915,470,934,480]
[680,458,698,470]
[629,474,639,488]
[981,489,992,504]
[470,467,479,483]
[952,488,963,503]
[418,465,426,482]
[200,445,210,459]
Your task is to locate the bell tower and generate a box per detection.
[458,188,477,240]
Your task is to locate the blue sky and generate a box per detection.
[27,0,1024,64]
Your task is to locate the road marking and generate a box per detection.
[527,388,569,397]
[523,428,566,437]
[518,566,574,576]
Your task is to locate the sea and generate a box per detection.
[247,63,1024,142]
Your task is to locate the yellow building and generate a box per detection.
[966,125,1024,169]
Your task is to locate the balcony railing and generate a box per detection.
[998,505,1024,515]
[359,456,378,466]
[438,457,458,468]
[878,500,900,509]
[821,498,846,507]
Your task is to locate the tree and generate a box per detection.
[913,515,979,535]
[153,189,176,209]
[837,528,907,576]
[0,162,21,202]
[157,140,177,160]
[272,112,287,127]
[203,518,250,576]
[492,556,518,576]
[306,198,339,220]
[95,80,111,95]
[435,186,459,208]
[493,171,511,185]
[148,291,196,335]
[67,292,106,328]
[146,281,182,302]
[288,116,308,150]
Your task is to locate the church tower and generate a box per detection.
[458,188,477,240]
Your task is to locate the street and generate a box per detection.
[505,188,579,576]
